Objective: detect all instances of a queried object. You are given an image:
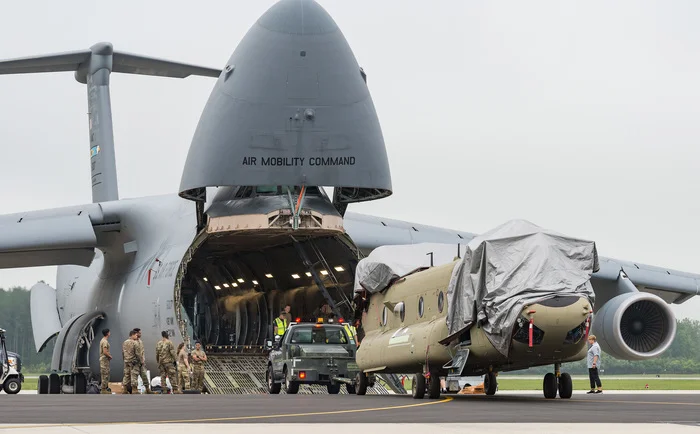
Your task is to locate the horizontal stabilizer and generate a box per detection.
[0,49,91,74]
[0,214,97,269]
[0,42,221,80]
[112,51,221,78]
[30,282,62,353]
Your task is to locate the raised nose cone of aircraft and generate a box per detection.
[257,0,338,35]
[179,0,392,205]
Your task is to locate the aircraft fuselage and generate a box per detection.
[357,260,591,377]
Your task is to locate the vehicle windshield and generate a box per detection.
[289,326,349,344]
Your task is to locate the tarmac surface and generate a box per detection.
[1,392,699,426]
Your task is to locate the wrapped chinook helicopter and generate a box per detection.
[353,220,602,400]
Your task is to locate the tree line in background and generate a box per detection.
[1,286,699,374]
[520,316,700,375]
[0,287,55,371]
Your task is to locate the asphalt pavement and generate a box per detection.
[0,392,699,426]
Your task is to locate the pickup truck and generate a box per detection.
[266,322,359,394]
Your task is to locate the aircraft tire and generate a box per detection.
[267,366,280,394]
[73,373,86,394]
[558,373,573,399]
[48,373,60,394]
[543,373,557,399]
[346,383,356,394]
[484,372,497,396]
[427,375,441,399]
[38,375,49,394]
[355,372,368,395]
[411,374,425,399]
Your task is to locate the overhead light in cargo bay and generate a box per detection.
[305,272,312,277]
[252,280,259,285]
[334,266,345,272]
[223,283,230,288]
[292,274,300,279]
[214,285,221,290]
[265,274,273,278]
[232,283,238,287]
[237,278,245,283]
[203,277,208,282]
[320,270,328,276]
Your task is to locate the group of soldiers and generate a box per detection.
[98,328,208,394]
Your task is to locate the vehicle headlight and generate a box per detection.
[8,356,17,368]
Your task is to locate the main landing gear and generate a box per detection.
[411,371,442,399]
[543,363,572,399]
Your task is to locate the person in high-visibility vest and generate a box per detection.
[274,310,288,336]
[343,323,357,342]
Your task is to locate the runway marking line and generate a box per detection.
[570,398,700,407]
[0,396,453,429]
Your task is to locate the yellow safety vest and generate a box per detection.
[274,317,288,335]
[344,324,356,341]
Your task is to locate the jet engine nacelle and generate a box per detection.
[591,292,676,360]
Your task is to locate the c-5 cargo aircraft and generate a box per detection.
[0,0,698,396]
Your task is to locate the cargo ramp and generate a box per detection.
[203,354,400,395]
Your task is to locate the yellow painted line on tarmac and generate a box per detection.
[570,398,700,407]
[0,396,454,429]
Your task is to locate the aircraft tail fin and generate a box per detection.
[0,42,221,203]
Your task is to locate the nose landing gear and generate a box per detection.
[544,363,572,399]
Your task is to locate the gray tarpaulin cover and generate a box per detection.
[446,219,599,356]
[354,243,463,294]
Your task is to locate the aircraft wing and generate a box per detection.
[344,212,700,305]
[592,256,700,305]
[0,203,119,269]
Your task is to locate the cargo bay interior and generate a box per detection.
[175,231,360,351]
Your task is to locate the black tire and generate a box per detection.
[74,373,86,394]
[327,383,341,394]
[412,374,425,399]
[543,373,557,399]
[48,373,60,394]
[427,375,441,399]
[4,378,21,394]
[558,372,573,399]
[267,365,281,394]
[484,372,497,396]
[346,383,356,394]
[356,372,368,396]
[38,375,48,394]
[283,368,299,394]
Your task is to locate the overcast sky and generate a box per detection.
[1,0,699,320]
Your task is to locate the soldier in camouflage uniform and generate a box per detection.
[133,328,153,394]
[155,331,177,393]
[176,342,190,393]
[99,329,112,394]
[190,341,207,391]
[121,330,138,394]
